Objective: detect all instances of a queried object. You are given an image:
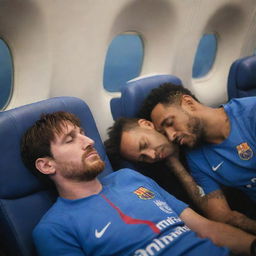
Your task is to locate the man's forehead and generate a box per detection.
[53,121,77,139]
[121,130,140,152]
[151,103,177,129]
[127,127,147,141]
[151,104,166,122]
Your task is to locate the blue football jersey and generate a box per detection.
[33,169,229,256]
[186,97,256,201]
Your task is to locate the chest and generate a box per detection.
[71,187,183,255]
[198,138,256,193]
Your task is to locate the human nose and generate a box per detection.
[164,128,177,142]
[80,134,95,149]
[143,148,156,160]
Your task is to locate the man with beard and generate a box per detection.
[137,82,256,235]
[21,111,256,255]
[105,118,177,166]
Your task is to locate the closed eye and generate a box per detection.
[162,118,173,128]
[65,130,77,143]
[65,135,73,143]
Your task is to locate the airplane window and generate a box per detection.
[0,39,13,109]
[103,33,143,92]
[192,34,217,78]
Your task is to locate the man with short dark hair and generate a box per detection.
[138,82,256,235]
[21,111,256,255]
[105,117,177,168]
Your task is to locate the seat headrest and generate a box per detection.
[228,55,256,100]
[0,96,112,256]
[110,74,182,120]
[0,96,112,199]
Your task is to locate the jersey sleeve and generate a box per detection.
[33,223,86,256]
[186,154,221,196]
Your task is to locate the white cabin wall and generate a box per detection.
[1,0,256,139]
[43,0,135,139]
[172,0,256,106]
[0,0,52,109]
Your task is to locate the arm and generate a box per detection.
[166,156,256,235]
[180,207,256,255]
[201,190,256,235]
[166,156,206,207]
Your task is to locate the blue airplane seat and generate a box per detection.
[227,55,256,100]
[0,96,112,256]
[108,75,194,207]
[110,74,182,120]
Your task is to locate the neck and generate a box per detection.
[55,178,103,200]
[201,106,230,144]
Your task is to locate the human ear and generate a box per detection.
[181,95,197,111]
[35,157,56,175]
[138,119,155,129]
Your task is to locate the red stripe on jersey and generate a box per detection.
[101,194,160,234]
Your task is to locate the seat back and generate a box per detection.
[110,74,182,120]
[227,55,256,100]
[108,74,193,205]
[0,96,112,256]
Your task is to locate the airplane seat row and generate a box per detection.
[0,96,112,256]
[1,55,256,256]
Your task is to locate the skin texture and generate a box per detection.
[120,119,176,163]
[49,124,104,181]
[151,95,230,146]
[35,121,105,199]
[151,102,204,148]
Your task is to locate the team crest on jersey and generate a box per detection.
[153,200,173,214]
[133,187,155,200]
[236,142,253,160]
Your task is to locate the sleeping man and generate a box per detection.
[105,115,256,236]
[21,111,256,255]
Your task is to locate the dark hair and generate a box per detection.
[20,111,81,184]
[104,117,140,170]
[138,83,198,120]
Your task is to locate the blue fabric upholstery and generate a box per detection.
[0,96,112,256]
[110,74,182,120]
[108,74,193,206]
[228,55,256,100]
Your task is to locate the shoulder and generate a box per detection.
[185,147,206,163]
[33,204,80,255]
[224,97,256,131]
[102,168,147,183]
[224,97,256,113]
[34,198,69,231]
